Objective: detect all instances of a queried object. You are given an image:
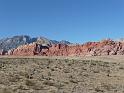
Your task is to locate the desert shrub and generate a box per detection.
[43,80,55,86]
[95,87,104,92]
[25,79,36,86]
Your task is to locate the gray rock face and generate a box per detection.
[50,40,72,45]
[0,35,72,51]
[0,35,31,51]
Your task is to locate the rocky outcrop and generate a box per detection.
[12,43,36,56]
[7,39,124,56]
[11,43,50,56]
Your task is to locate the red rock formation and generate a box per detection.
[8,39,124,56]
[12,43,36,56]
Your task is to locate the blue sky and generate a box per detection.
[0,0,124,43]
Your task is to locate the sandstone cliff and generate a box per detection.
[7,39,124,56]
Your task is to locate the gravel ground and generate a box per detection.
[0,57,124,93]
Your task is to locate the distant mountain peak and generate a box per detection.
[0,35,72,51]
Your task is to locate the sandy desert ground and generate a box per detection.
[0,56,124,93]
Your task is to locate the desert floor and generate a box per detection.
[0,55,124,93]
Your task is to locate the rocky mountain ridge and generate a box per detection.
[1,38,124,56]
[1,36,124,56]
[0,35,72,51]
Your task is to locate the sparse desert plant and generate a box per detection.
[95,87,104,92]
[25,79,36,86]
[43,80,55,86]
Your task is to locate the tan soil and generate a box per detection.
[0,56,124,93]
